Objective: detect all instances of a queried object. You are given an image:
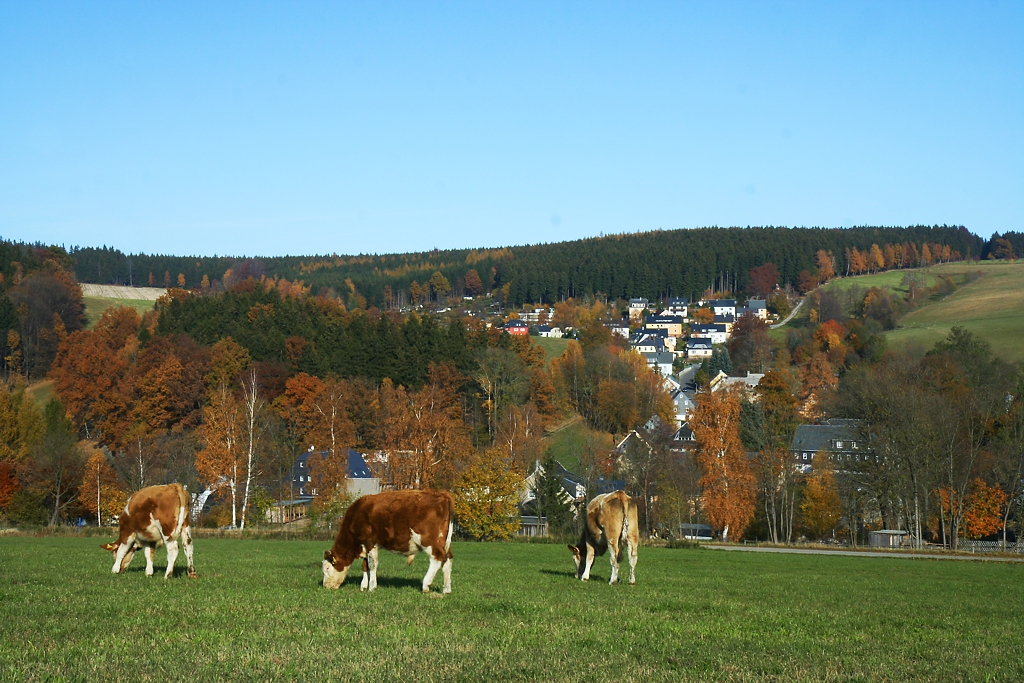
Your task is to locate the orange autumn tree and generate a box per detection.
[690,389,755,541]
[375,363,473,490]
[276,372,356,506]
[79,448,126,526]
[195,338,250,528]
[963,479,1007,540]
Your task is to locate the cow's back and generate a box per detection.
[123,484,188,541]
[338,489,453,556]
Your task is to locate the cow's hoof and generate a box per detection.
[629,580,636,586]
[422,588,431,594]
[188,570,197,579]
[443,588,451,595]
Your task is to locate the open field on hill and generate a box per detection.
[534,336,570,365]
[83,296,156,328]
[1,536,1022,682]
[885,261,1024,362]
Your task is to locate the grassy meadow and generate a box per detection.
[83,296,156,328]
[885,261,1024,361]
[1,536,1022,682]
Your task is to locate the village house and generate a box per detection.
[685,337,713,359]
[710,371,765,395]
[643,351,675,376]
[645,314,685,337]
[504,319,529,336]
[628,297,649,322]
[606,322,630,338]
[789,418,866,472]
[709,299,737,317]
[268,449,380,523]
[663,297,689,318]
[737,298,768,320]
[689,323,728,345]
[536,325,563,338]
[713,313,736,334]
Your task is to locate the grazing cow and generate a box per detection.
[568,490,639,584]
[323,489,454,593]
[101,483,196,579]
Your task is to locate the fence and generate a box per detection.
[954,540,1024,554]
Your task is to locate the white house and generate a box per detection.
[690,323,728,345]
[628,298,649,321]
[643,351,675,377]
[686,338,713,359]
[664,297,689,318]
[738,298,768,320]
[537,325,563,338]
[709,299,736,317]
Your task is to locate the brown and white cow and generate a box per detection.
[568,490,639,584]
[323,489,454,593]
[101,483,196,579]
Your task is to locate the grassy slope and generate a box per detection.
[885,261,1024,362]
[769,262,1024,361]
[1,537,1021,682]
[82,296,155,328]
[534,336,570,365]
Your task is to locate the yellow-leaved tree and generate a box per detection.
[79,448,126,526]
[690,388,756,542]
[453,447,523,541]
[800,462,842,540]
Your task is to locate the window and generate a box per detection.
[835,441,844,449]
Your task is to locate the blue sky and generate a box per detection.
[1,2,1020,257]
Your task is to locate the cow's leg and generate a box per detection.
[581,542,597,581]
[607,537,621,585]
[112,536,136,574]
[181,526,197,578]
[367,546,379,592]
[144,545,155,576]
[421,547,442,593]
[164,539,179,579]
[441,552,453,594]
[627,537,638,585]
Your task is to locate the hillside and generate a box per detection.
[70,225,987,307]
[885,261,1024,361]
[771,261,1024,362]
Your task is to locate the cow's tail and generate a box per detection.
[176,483,191,529]
[620,493,631,545]
[444,492,455,557]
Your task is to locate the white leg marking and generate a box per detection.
[112,539,134,574]
[444,521,453,553]
[181,526,196,577]
[367,546,379,592]
[164,540,178,579]
[421,547,441,593]
[608,541,620,585]
[144,545,155,576]
[628,540,638,585]
[441,557,452,594]
[581,543,596,581]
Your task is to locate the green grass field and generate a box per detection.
[534,336,570,365]
[885,261,1024,362]
[1,537,1021,681]
[83,296,156,328]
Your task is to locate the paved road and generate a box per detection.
[705,544,1024,563]
[769,297,804,329]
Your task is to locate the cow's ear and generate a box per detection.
[567,545,576,553]
[324,550,334,563]
[101,542,116,552]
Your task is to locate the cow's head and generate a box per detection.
[568,544,581,574]
[322,549,351,589]
[101,540,138,572]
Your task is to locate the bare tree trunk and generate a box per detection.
[239,368,264,531]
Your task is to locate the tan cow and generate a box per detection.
[101,483,197,579]
[568,490,639,584]
[323,489,454,593]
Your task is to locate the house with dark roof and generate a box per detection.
[504,319,529,336]
[645,314,685,337]
[789,418,867,472]
[686,337,713,359]
[628,298,649,322]
[643,351,675,376]
[664,297,689,317]
[738,298,768,320]
[690,323,728,345]
[709,299,737,317]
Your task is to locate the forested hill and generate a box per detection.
[70,225,989,306]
